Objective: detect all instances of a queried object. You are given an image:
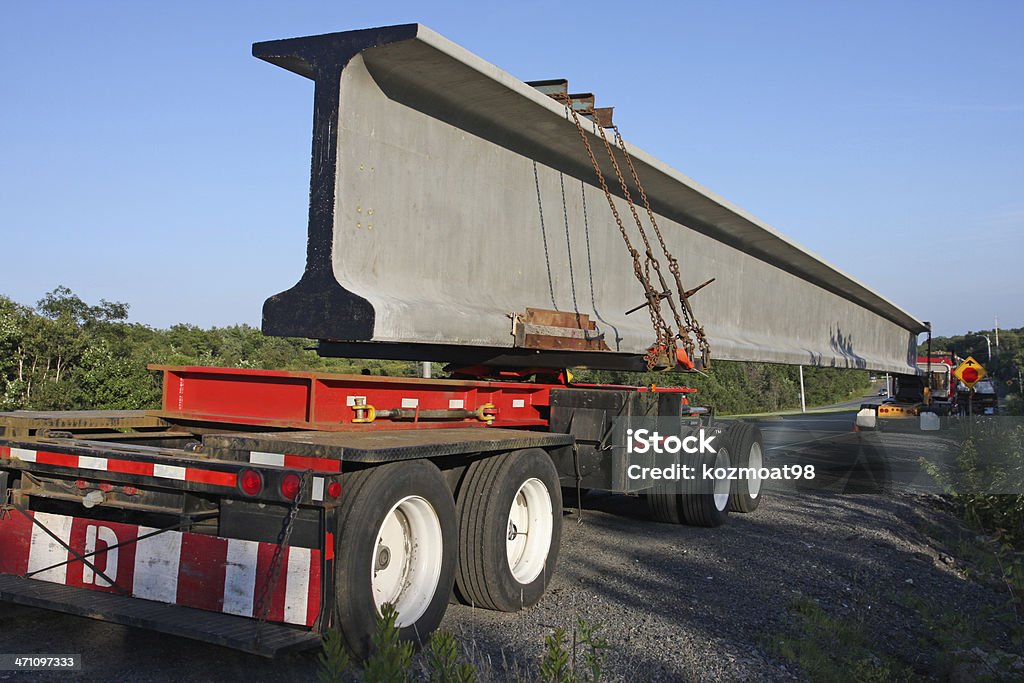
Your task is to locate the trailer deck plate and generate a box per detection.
[0,574,320,657]
[0,410,171,437]
[203,428,574,463]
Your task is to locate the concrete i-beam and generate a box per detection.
[254,24,926,374]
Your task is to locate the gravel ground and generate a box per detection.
[1,424,1018,681]
[438,488,1009,681]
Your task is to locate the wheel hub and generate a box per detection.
[375,545,391,571]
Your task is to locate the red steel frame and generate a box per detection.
[150,365,696,432]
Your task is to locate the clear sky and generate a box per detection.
[2,1,1021,338]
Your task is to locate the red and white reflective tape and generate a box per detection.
[0,447,237,488]
[0,511,322,627]
[249,451,341,473]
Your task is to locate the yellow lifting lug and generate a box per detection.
[475,403,496,423]
[351,398,377,424]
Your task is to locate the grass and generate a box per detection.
[318,607,609,683]
[769,597,917,683]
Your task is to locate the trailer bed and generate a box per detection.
[203,428,573,464]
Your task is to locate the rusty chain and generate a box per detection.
[610,126,711,367]
[555,94,710,369]
[555,95,673,369]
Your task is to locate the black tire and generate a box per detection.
[680,446,732,527]
[333,460,458,659]
[647,439,731,528]
[726,422,765,513]
[455,448,562,612]
[648,476,685,524]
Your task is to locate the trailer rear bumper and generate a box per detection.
[0,573,320,656]
[0,508,326,627]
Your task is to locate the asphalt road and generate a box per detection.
[0,399,960,681]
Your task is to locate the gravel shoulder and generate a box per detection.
[439,488,1012,681]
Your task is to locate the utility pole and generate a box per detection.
[995,316,1000,350]
[799,365,806,413]
[925,322,932,406]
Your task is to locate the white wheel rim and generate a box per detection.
[506,478,553,584]
[371,495,443,627]
[747,442,763,499]
[713,449,731,511]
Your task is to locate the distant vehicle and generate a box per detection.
[858,354,957,428]
[956,377,998,415]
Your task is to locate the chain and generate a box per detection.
[555,95,673,369]
[254,469,311,637]
[610,127,711,367]
[1,486,13,520]
[555,94,710,369]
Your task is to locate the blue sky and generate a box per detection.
[2,1,1021,338]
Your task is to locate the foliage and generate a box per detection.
[538,627,572,683]
[575,617,609,683]
[917,418,1024,674]
[926,325,1023,386]
[0,287,417,412]
[363,603,414,683]
[317,627,352,683]
[315,611,610,682]
[920,419,1024,549]
[572,361,871,415]
[425,631,475,683]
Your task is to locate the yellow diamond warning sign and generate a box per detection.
[953,356,987,389]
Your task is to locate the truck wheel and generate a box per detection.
[455,448,562,612]
[648,438,732,528]
[648,477,685,524]
[680,446,732,527]
[726,422,764,513]
[333,460,457,659]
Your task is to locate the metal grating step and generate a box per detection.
[0,574,321,657]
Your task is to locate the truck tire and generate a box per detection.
[726,422,764,513]
[681,446,732,527]
[648,445,732,527]
[648,478,685,524]
[333,460,458,659]
[455,448,562,612]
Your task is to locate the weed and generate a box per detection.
[539,627,572,683]
[317,627,351,683]
[364,603,414,683]
[317,609,610,682]
[426,630,475,683]
[575,617,609,683]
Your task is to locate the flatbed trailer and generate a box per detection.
[0,365,761,656]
